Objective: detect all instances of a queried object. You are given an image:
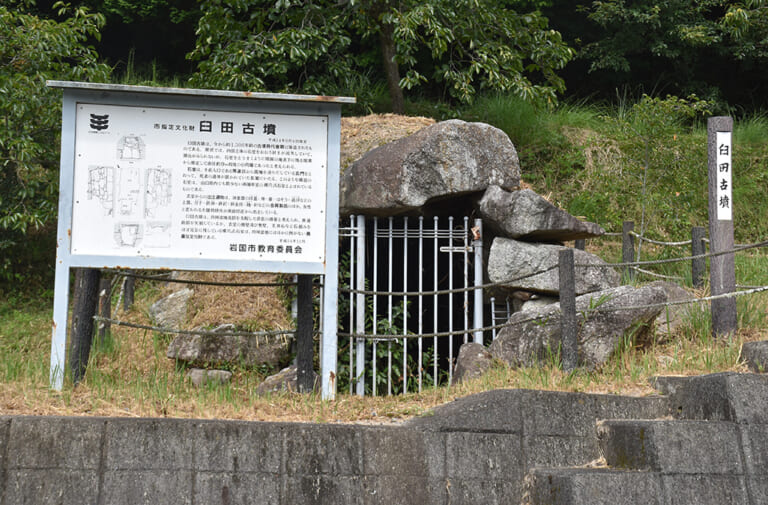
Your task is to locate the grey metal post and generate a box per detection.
[97,277,111,345]
[355,215,366,396]
[559,249,578,371]
[473,218,484,344]
[296,274,315,393]
[691,226,707,289]
[707,116,737,337]
[622,221,635,282]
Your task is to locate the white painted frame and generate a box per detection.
[47,81,353,399]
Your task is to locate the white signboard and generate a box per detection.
[715,131,733,221]
[72,103,328,263]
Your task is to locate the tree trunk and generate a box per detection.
[379,21,405,114]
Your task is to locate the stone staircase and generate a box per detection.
[524,372,768,505]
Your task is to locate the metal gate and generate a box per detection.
[340,215,484,396]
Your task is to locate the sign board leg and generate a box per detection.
[50,263,71,390]
[296,274,314,393]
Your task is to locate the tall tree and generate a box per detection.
[188,0,574,112]
[78,0,200,77]
[572,0,768,107]
[0,0,110,281]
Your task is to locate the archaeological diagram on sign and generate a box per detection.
[85,134,172,249]
[145,167,172,219]
[117,134,145,160]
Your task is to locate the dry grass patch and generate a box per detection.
[340,113,434,169]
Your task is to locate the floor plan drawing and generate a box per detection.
[114,223,142,247]
[145,167,172,219]
[87,165,114,215]
[144,222,172,248]
[117,135,145,160]
[115,164,142,217]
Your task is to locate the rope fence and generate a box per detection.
[90,221,768,382]
[339,282,768,340]
[93,316,295,344]
[105,269,297,288]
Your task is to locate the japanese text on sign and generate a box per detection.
[716,131,733,221]
[71,103,329,263]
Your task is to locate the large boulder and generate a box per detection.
[487,238,619,296]
[167,324,291,369]
[148,288,193,329]
[488,284,667,369]
[452,342,494,385]
[478,186,605,241]
[340,120,520,216]
[649,281,697,342]
[255,364,320,395]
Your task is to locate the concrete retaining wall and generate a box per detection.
[526,373,768,505]
[0,389,669,505]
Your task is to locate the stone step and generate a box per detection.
[596,419,744,474]
[524,467,664,505]
[524,467,752,505]
[665,372,768,423]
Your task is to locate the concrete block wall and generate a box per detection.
[0,389,669,505]
[526,373,768,505]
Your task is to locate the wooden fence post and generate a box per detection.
[622,221,635,282]
[559,249,578,372]
[123,275,135,312]
[691,226,707,289]
[69,268,101,384]
[707,117,737,337]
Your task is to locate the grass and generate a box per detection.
[2,92,768,422]
[0,240,765,423]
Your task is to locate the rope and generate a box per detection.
[93,316,295,344]
[576,240,768,269]
[106,269,297,288]
[340,284,768,339]
[339,312,551,340]
[341,240,768,297]
[580,284,768,314]
[629,231,692,247]
[339,265,558,297]
[630,266,685,281]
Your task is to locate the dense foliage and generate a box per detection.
[0,0,110,281]
[545,0,768,108]
[187,0,574,112]
[4,0,768,285]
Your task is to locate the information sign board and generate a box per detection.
[48,81,353,399]
[72,103,328,263]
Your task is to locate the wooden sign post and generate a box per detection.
[707,116,737,337]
